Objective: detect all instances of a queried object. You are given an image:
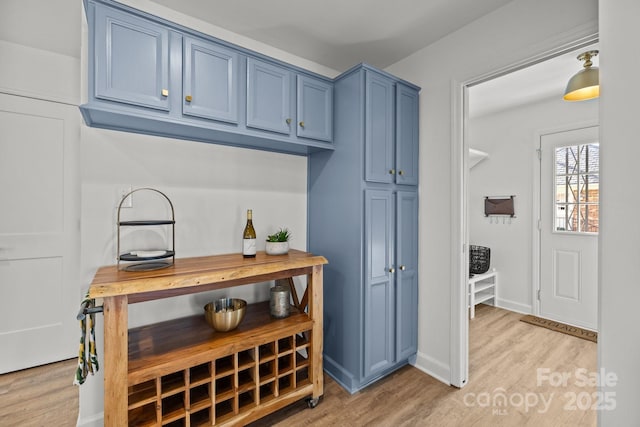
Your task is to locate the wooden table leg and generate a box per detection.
[308,265,323,400]
[103,295,128,426]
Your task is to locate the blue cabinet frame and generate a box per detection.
[82,0,334,156]
[308,64,420,394]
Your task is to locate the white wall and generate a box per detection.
[599,0,640,425]
[468,96,598,314]
[385,0,598,383]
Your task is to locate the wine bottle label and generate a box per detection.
[243,238,256,256]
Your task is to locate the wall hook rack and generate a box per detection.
[484,195,516,218]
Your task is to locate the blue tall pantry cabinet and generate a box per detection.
[308,64,420,393]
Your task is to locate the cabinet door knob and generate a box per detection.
[389,267,395,273]
[398,170,404,176]
[286,118,292,125]
[299,121,305,128]
[400,265,406,271]
[161,89,169,97]
[185,95,192,102]
[389,169,396,175]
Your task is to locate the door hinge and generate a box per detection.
[537,219,542,230]
[537,289,541,300]
[536,148,542,160]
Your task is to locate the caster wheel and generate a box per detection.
[306,397,319,408]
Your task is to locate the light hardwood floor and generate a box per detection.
[0,358,79,426]
[0,305,596,426]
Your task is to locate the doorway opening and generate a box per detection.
[451,35,599,388]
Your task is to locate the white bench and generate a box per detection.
[469,269,497,318]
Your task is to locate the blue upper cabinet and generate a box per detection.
[183,37,239,124]
[365,72,395,184]
[82,0,334,156]
[297,75,333,142]
[395,84,420,186]
[94,5,170,111]
[364,71,420,185]
[246,58,292,135]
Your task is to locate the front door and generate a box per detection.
[539,126,598,330]
[0,93,80,373]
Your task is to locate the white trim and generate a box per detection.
[531,121,599,317]
[449,79,468,388]
[451,25,599,391]
[413,351,451,386]
[76,412,104,427]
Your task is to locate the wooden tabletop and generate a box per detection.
[89,249,328,300]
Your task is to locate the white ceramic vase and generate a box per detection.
[265,241,289,255]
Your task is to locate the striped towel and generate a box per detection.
[73,291,99,385]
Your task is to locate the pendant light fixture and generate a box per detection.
[563,50,599,101]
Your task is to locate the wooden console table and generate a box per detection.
[88,249,327,426]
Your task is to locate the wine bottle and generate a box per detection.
[242,209,256,258]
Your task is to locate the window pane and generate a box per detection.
[553,143,599,234]
[555,146,580,175]
[581,204,599,233]
[580,175,599,202]
[555,204,568,231]
[579,143,600,173]
[567,175,579,203]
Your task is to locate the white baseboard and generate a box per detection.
[495,297,532,315]
[412,351,451,386]
[76,412,103,427]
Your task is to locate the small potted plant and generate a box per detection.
[265,228,291,255]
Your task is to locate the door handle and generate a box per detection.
[399,265,406,271]
[389,267,395,273]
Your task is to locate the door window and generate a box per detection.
[554,143,599,233]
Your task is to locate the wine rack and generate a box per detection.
[89,250,326,426]
[126,302,313,426]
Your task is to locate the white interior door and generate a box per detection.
[0,93,80,373]
[539,126,598,330]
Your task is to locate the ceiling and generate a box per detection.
[147,0,514,71]
[469,44,600,118]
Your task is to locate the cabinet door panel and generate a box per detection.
[364,190,395,378]
[296,75,333,142]
[95,6,169,110]
[246,58,292,135]
[365,72,394,183]
[183,37,239,123]
[396,191,419,360]
[396,84,419,185]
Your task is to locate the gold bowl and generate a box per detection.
[204,298,247,332]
